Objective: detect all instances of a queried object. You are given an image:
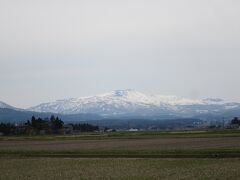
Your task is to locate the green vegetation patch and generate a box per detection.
[1,149,240,158]
[1,129,240,141]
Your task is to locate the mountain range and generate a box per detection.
[1,90,240,124]
[28,90,240,119]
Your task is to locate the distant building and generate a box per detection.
[128,128,139,132]
[39,130,46,135]
[63,124,73,134]
[105,129,116,132]
[229,124,240,129]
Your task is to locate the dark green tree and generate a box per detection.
[50,115,64,133]
[231,117,240,125]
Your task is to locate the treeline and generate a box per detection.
[0,123,15,135]
[0,115,64,135]
[72,123,99,132]
[231,117,240,126]
[29,115,64,133]
[0,115,99,136]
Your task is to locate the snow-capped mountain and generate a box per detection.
[0,101,18,110]
[29,90,240,118]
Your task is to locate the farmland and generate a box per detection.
[1,130,240,179]
[1,158,240,180]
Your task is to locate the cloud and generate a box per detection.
[0,0,240,107]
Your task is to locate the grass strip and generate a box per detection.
[1,149,240,158]
[1,130,240,141]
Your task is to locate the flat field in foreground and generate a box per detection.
[1,130,240,158]
[1,158,240,180]
[1,130,240,179]
[1,137,240,158]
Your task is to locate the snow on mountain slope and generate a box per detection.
[0,101,17,109]
[29,90,159,115]
[29,90,240,117]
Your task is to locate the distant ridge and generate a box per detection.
[1,90,240,124]
[0,101,18,110]
[26,90,240,118]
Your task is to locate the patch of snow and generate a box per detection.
[28,89,240,116]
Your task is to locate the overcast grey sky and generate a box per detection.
[0,0,240,108]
